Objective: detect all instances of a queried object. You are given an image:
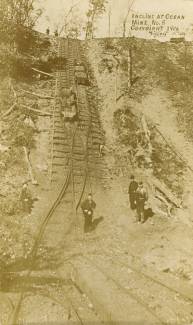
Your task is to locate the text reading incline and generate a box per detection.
[130,13,186,38]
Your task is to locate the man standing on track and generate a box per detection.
[128,175,138,210]
[81,193,96,233]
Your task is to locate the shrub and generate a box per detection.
[104,38,114,50]
[7,119,36,149]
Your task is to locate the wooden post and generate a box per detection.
[20,89,54,99]
[123,21,126,38]
[115,67,118,103]
[113,55,120,103]
[31,68,55,78]
[184,42,187,71]
[23,146,38,185]
[129,46,133,86]
[128,52,131,88]
[20,104,52,116]
[2,103,17,118]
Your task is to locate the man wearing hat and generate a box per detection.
[81,193,96,233]
[135,181,148,223]
[128,175,138,210]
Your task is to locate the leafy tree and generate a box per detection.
[0,0,43,78]
[85,0,108,39]
[0,0,43,51]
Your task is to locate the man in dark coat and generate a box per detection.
[20,182,31,212]
[81,193,96,233]
[128,175,138,210]
[135,182,148,223]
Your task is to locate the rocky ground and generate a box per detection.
[1,37,193,324]
[85,38,193,280]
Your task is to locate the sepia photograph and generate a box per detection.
[1,0,193,323]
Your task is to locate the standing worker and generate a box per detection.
[128,175,138,210]
[99,143,105,157]
[81,193,96,233]
[20,182,31,212]
[54,29,58,37]
[46,27,50,36]
[135,182,148,223]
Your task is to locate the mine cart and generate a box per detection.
[60,87,78,121]
[75,64,89,85]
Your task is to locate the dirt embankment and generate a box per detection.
[0,35,57,268]
[1,35,193,323]
[86,38,193,218]
[85,37,193,287]
[0,78,54,266]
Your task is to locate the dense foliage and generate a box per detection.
[0,0,43,79]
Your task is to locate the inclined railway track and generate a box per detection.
[5,36,193,325]
[66,252,193,325]
[9,38,104,324]
[68,240,193,325]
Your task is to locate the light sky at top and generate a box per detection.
[36,0,193,40]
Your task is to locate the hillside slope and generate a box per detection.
[86,37,193,218]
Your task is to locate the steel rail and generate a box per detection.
[82,256,166,325]
[100,248,193,304]
[9,39,95,325]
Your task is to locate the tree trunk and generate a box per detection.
[20,89,54,99]
[123,21,126,38]
[3,103,17,118]
[129,47,133,85]
[31,68,54,78]
[23,146,38,185]
[91,12,96,39]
